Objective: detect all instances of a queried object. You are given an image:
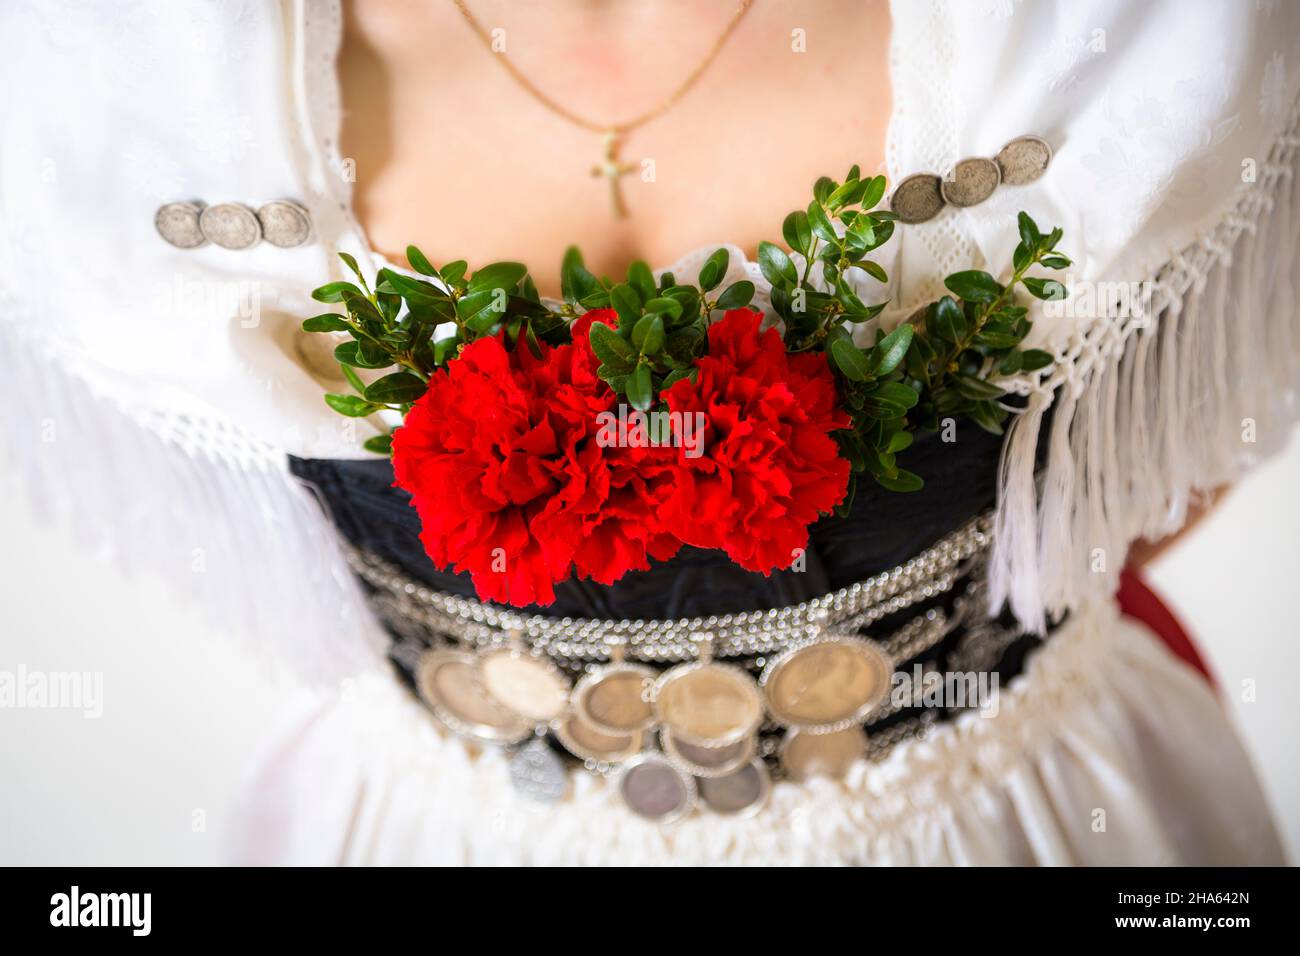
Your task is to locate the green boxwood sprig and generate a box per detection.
[304,166,1068,500]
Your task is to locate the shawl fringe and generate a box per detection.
[990,99,1300,632]
[0,314,385,685]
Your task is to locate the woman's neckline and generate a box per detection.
[292,0,907,286]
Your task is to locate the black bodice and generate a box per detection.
[289,417,1005,619]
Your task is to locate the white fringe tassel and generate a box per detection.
[990,102,1300,633]
[0,318,386,686]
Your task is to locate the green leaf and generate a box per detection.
[1023,277,1067,301]
[834,474,858,518]
[1019,348,1054,371]
[632,314,665,355]
[456,288,504,332]
[875,468,923,492]
[440,260,468,286]
[643,296,684,321]
[813,176,835,204]
[714,280,755,311]
[1017,212,1042,253]
[468,261,528,295]
[664,327,704,366]
[363,433,393,455]
[860,175,887,210]
[588,320,636,368]
[944,270,1004,304]
[334,341,390,370]
[380,269,445,304]
[1041,254,1071,270]
[627,261,657,303]
[697,248,730,292]
[857,260,889,284]
[782,211,812,256]
[829,338,871,381]
[1012,242,1032,273]
[952,373,1006,401]
[969,400,1007,435]
[364,371,427,404]
[338,252,371,292]
[661,367,698,389]
[341,364,367,395]
[405,245,440,278]
[610,282,642,328]
[871,381,920,409]
[311,281,361,304]
[561,247,598,305]
[886,430,914,454]
[627,364,653,412]
[757,241,798,288]
[807,200,839,244]
[324,393,382,417]
[302,313,350,333]
[869,323,913,376]
[827,178,860,209]
[929,295,967,342]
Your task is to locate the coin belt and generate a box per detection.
[345,516,1025,823]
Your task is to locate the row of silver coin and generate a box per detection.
[362,534,995,823]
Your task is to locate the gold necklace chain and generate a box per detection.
[450,0,755,217]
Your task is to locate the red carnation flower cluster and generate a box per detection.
[392,311,679,606]
[392,308,850,607]
[658,309,851,572]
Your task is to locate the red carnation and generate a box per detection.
[391,310,680,607]
[659,308,850,573]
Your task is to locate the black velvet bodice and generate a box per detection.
[289,417,1005,619]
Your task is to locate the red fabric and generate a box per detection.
[1117,567,1215,688]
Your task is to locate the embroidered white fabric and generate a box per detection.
[0,0,1295,863]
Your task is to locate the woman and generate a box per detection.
[1,0,1295,864]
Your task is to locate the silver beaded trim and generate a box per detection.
[344,515,991,665]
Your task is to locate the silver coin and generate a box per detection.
[698,758,771,817]
[476,645,571,723]
[198,202,261,250]
[572,661,657,734]
[154,201,206,248]
[415,648,533,745]
[779,726,868,782]
[257,199,312,248]
[554,713,643,764]
[509,738,569,803]
[995,134,1053,186]
[761,634,893,733]
[940,157,1001,208]
[651,660,765,749]
[889,173,945,223]
[660,728,755,778]
[616,752,696,823]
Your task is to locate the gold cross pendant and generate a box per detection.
[590,130,638,219]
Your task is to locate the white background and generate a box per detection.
[1,437,1298,865]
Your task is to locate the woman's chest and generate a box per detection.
[339,2,892,291]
